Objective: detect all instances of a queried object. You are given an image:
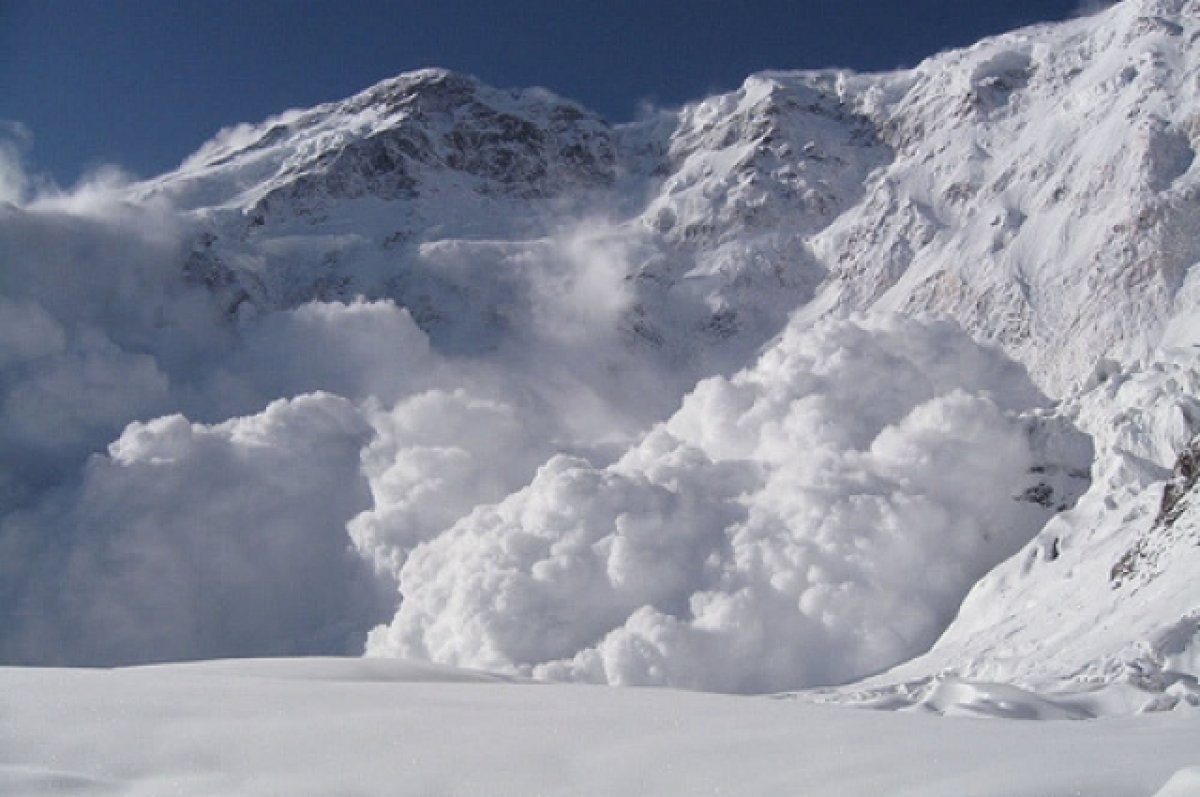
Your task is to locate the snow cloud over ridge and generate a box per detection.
[0,122,32,205]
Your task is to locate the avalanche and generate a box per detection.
[1,0,1198,745]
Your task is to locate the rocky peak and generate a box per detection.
[240,69,618,223]
[342,68,480,116]
[639,73,890,244]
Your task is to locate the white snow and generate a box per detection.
[818,347,1200,715]
[0,0,1199,750]
[370,315,1089,693]
[1,658,1197,797]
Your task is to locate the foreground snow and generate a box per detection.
[1,658,1197,797]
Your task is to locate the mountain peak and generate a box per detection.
[344,68,482,115]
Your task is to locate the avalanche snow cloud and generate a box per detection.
[0,187,389,663]
[0,178,657,665]
[0,176,1078,682]
[5,0,1200,702]
[369,316,1084,692]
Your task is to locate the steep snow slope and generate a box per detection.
[820,347,1200,715]
[145,65,893,378]
[145,0,1200,400]
[763,0,1200,711]
[2,0,1199,708]
[810,0,1200,396]
[141,69,621,350]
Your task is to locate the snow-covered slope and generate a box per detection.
[810,0,1200,396]
[142,0,1200,399]
[1,0,1199,714]
[822,348,1200,715]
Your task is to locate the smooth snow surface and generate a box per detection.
[0,658,1198,797]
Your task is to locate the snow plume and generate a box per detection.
[400,216,686,445]
[369,316,1087,693]
[0,193,201,509]
[0,184,659,665]
[501,218,686,446]
[0,122,32,205]
[408,217,642,360]
[0,157,1086,683]
[4,394,386,665]
[178,108,309,172]
[1073,0,1120,16]
[526,220,637,346]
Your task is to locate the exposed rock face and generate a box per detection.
[1157,434,1200,528]
[1111,433,1200,589]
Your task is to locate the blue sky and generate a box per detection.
[2,0,1085,186]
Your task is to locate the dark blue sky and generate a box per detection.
[2,0,1086,187]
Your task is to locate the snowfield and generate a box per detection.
[1,657,1197,797]
[2,0,1200,791]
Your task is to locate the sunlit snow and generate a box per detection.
[2,2,1200,792]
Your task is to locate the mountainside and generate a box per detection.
[139,0,1200,398]
[1,0,1198,714]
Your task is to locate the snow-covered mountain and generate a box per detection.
[138,0,1200,397]
[2,0,1198,715]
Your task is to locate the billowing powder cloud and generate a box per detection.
[4,393,384,665]
[0,167,674,665]
[368,316,1090,693]
[349,388,551,582]
[0,169,405,661]
[0,190,203,508]
[0,144,1090,691]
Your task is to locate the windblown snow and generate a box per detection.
[2,0,1200,722]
